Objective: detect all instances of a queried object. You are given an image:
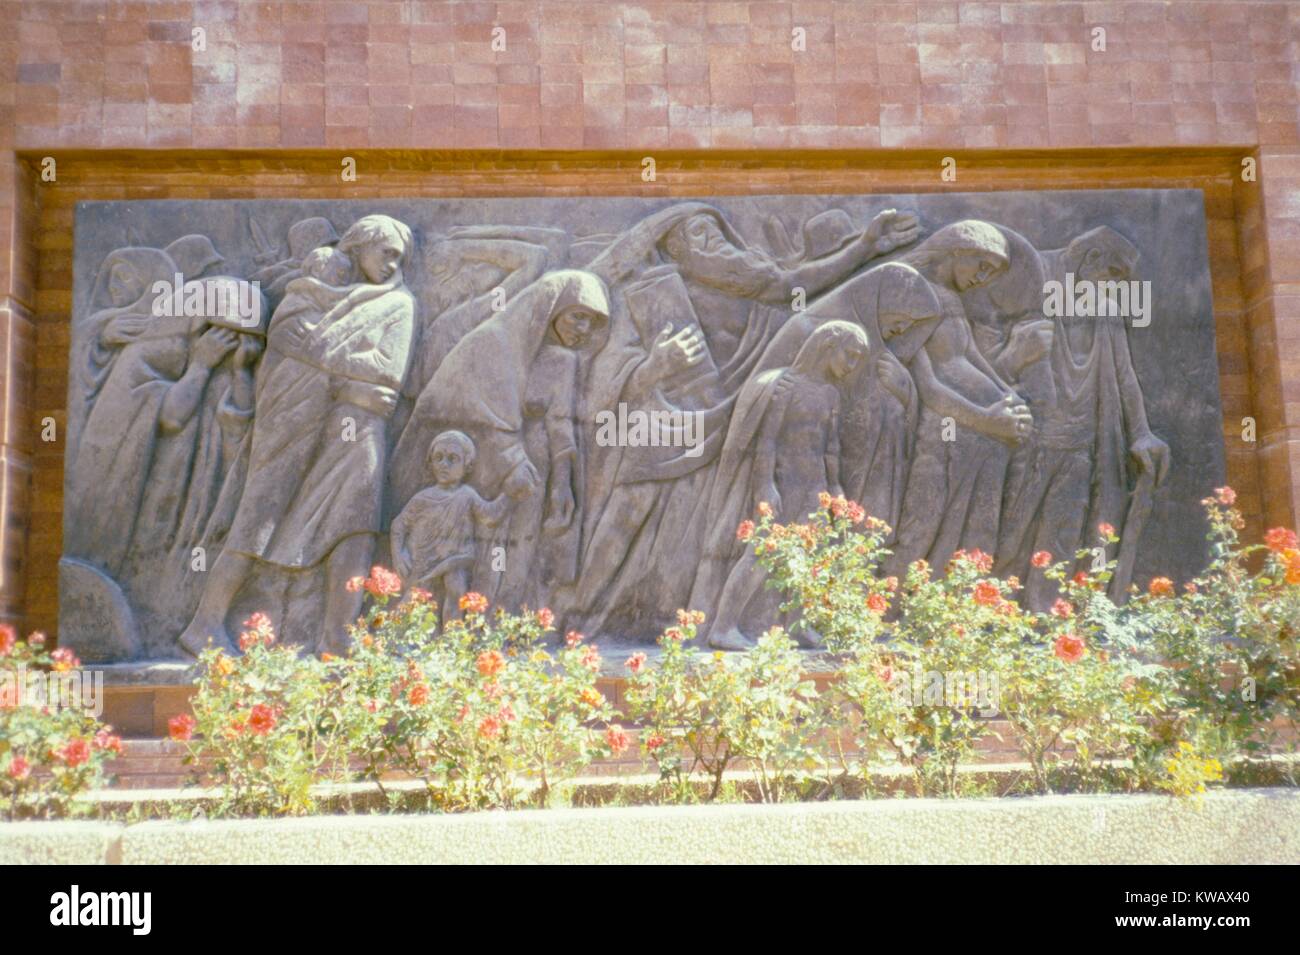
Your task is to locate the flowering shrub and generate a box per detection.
[179,612,354,816]
[334,579,621,810]
[625,612,822,803]
[1133,489,1300,781]
[0,628,121,819]
[746,489,1299,797]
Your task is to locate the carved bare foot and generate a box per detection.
[178,621,236,658]
[708,627,753,651]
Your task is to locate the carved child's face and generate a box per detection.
[827,341,867,380]
[429,442,469,487]
[553,307,599,348]
[950,254,1005,292]
[355,236,404,284]
[303,249,353,286]
[108,262,142,307]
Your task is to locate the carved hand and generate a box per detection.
[877,355,913,402]
[503,458,541,499]
[544,484,576,532]
[193,327,240,369]
[983,395,1034,445]
[234,334,265,369]
[101,315,150,346]
[645,324,706,382]
[1130,432,1171,486]
[863,209,922,256]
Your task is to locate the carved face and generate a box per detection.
[950,254,1006,292]
[354,235,405,284]
[1079,247,1132,285]
[827,341,867,380]
[553,306,600,349]
[429,441,469,487]
[879,309,927,342]
[108,262,143,307]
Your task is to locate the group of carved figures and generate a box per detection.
[61,202,1170,659]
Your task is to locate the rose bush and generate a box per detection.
[624,612,823,803]
[1,628,122,819]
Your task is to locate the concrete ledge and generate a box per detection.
[0,822,124,865]
[114,788,1300,864]
[6,789,1298,864]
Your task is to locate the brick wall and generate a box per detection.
[1,0,1298,636]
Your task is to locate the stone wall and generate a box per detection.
[2,1,1298,638]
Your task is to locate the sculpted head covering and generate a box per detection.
[164,235,225,282]
[392,270,610,506]
[903,219,1010,270]
[88,247,178,314]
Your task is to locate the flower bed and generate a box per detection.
[3,490,1298,821]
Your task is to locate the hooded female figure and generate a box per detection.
[65,247,244,578]
[178,214,416,656]
[391,269,610,611]
[690,320,870,649]
[747,261,943,535]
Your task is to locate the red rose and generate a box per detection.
[476,650,505,678]
[346,576,365,593]
[645,733,665,752]
[536,607,555,630]
[1265,527,1299,553]
[1031,550,1052,569]
[0,625,15,656]
[1051,598,1074,619]
[581,645,602,671]
[247,703,278,736]
[736,519,755,542]
[93,730,123,755]
[1148,576,1175,598]
[57,738,92,768]
[605,725,630,756]
[866,593,888,615]
[363,566,402,598]
[459,591,489,615]
[1054,632,1087,663]
[1215,486,1237,506]
[1098,522,1116,538]
[477,715,501,740]
[407,683,430,706]
[565,629,584,648]
[972,581,1001,607]
[169,713,197,742]
[7,756,30,781]
[625,652,647,674]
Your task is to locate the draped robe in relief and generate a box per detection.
[219,275,415,568]
[391,270,610,610]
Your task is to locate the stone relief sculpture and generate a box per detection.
[61,193,1220,661]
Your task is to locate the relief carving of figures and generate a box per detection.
[392,269,610,614]
[177,214,415,656]
[60,196,1200,661]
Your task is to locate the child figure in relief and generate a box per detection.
[390,430,517,624]
[300,246,355,287]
